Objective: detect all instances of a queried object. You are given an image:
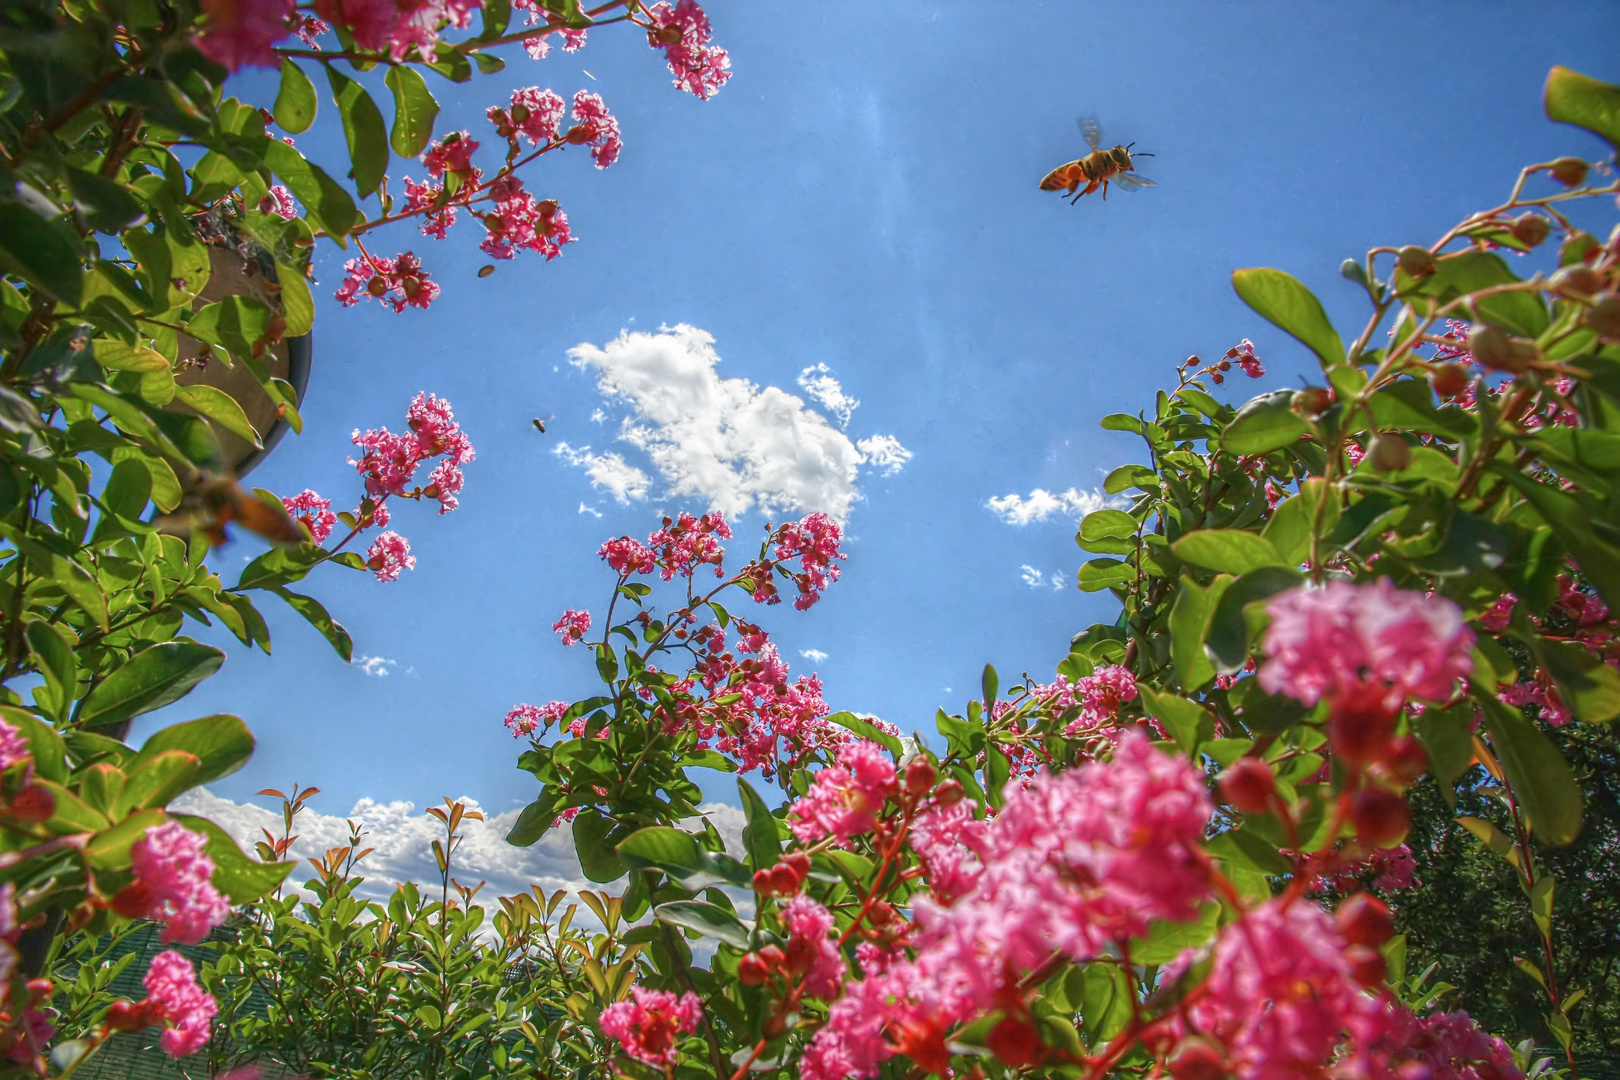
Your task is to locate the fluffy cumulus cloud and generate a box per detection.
[800,648,828,664]
[986,485,1125,526]
[171,789,746,908]
[354,655,396,678]
[562,325,908,520]
[796,363,860,428]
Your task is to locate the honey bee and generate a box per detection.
[156,472,309,547]
[1040,116,1156,204]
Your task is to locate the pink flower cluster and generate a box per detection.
[1260,580,1474,707]
[509,0,587,59]
[1028,663,1142,739]
[552,608,591,646]
[782,896,847,999]
[478,177,574,261]
[143,950,219,1058]
[365,531,415,582]
[599,536,657,576]
[258,185,296,220]
[1479,592,1516,632]
[565,91,623,169]
[788,740,897,843]
[1500,679,1572,727]
[505,700,568,737]
[0,718,30,776]
[314,0,479,62]
[334,251,440,313]
[193,0,294,71]
[489,86,566,146]
[772,512,847,610]
[645,0,732,100]
[907,797,986,904]
[598,987,702,1069]
[649,512,732,580]
[281,489,336,544]
[126,822,232,946]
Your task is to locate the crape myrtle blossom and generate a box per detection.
[781,896,847,1000]
[505,700,568,737]
[648,512,731,580]
[489,87,566,146]
[599,535,657,576]
[281,490,336,544]
[141,950,219,1058]
[1227,338,1265,379]
[565,91,623,169]
[477,177,574,261]
[553,608,591,645]
[193,0,294,71]
[258,184,296,220]
[114,822,231,947]
[334,251,440,312]
[598,987,702,1069]
[313,0,480,62]
[0,717,30,776]
[788,739,897,843]
[365,531,415,582]
[644,0,732,100]
[773,512,847,610]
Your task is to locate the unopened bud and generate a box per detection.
[905,756,937,796]
[565,123,597,145]
[1382,736,1428,785]
[7,784,54,825]
[1169,1037,1228,1080]
[1468,324,1535,374]
[1351,785,1411,848]
[1292,386,1333,417]
[984,1018,1046,1068]
[867,900,896,927]
[367,276,389,297]
[1550,265,1604,297]
[510,103,530,123]
[757,943,786,969]
[1549,157,1589,187]
[1509,212,1551,248]
[1219,758,1277,815]
[934,779,965,807]
[762,1013,787,1039]
[1337,893,1395,947]
[1345,943,1388,987]
[537,199,559,219]
[1397,245,1437,279]
[782,852,811,882]
[1366,433,1411,474]
[1430,362,1469,399]
[1584,292,1620,343]
[737,952,772,986]
[651,24,683,45]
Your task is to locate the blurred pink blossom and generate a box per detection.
[598,987,701,1069]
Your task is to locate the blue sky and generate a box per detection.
[158,3,1619,870]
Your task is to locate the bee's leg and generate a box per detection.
[1101,179,1110,201]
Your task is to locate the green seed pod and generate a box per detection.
[1397,245,1437,280]
[1367,433,1412,473]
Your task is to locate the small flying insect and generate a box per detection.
[1040,116,1156,204]
[156,472,309,548]
[532,412,553,434]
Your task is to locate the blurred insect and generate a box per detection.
[1040,116,1156,204]
[156,472,308,547]
[532,412,553,434]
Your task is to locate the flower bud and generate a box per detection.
[1550,265,1604,297]
[565,123,597,145]
[1382,736,1428,785]
[651,23,684,45]
[1549,157,1589,187]
[1328,682,1398,764]
[737,952,772,986]
[934,779,965,807]
[762,1013,787,1039]
[905,756,937,796]
[537,199,559,219]
[1219,758,1277,815]
[1351,785,1411,848]
[367,276,389,297]
[510,103,530,123]
[1509,212,1551,248]
[1397,245,1437,279]
[782,852,811,883]
[1337,893,1395,947]
[1429,362,1469,400]
[1345,943,1388,987]
[104,999,152,1033]
[757,943,786,970]
[1169,1037,1228,1080]
[1292,386,1333,417]
[766,864,801,895]
[1366,433,1411,474]
[7,783,54,825]
[1218,360,1231,371]
[867,900,896,927]
[1583,292,1620,343]
[1468,324,1535,374]
[985,1018,1046,1068]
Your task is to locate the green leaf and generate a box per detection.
[65,169,145,233]
[75,643,224,732]
[1170,573,1231,691]
[263,140,360,238]
[1412,705,1477,795]
[653,900,751,950]
[1172,529,1287,576]
[573,809,628,883]
[274,58,318,134]
[131,714,254,785]
[1364,379,1478,441]
[506,796,556,846]
[1261,479,1339,565]
[1221,390,1307,455]
[1204,566,1302,673]
[173,384,261,447]
[385,65,440,158]
[825,711,903,757]
[270,587,353,661]
[325,67,390,197]
[1492,465,1620,611]
[1457,815,1521,869]
[85,808,168,870]
[114,750,201,815]
[171,813,294,903]
[189,294,273,359]
[1077,508,1137,555]
[1231,268,1345,368]
[1132,903,1219,964]
[1399,251,1547,339]
[275,259,314,338]
[737,778,781,871]
[25,621,75,719]
[1103,464,1157,494]
[0,707,66,783]
[36,780,110,834]
[617,826,751,890]
[0,203,84,305]
[47,553,109,632]
[1477,695,1583,846]
[595,642,619,684]
[1079,557,1134,593]
[1544,66,1620,152]
[1137,686,1210,754]
[1531,636,1620,723]
[236,543,324,590]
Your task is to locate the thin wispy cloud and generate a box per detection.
[1019,565,1067,591]
[561,325,909,520]
[797,363,860,428]
[987,486,1125,526]
[578,502,603,518]
[354,655,396,678]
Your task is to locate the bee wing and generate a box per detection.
[1115,173,1157,191]
[1078,115,1102,151]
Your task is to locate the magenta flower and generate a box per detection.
[599,536,657,576]
[781,896,848,999]
[505,700,568,737]
[281,490,336,544]
[0,717,31,774]
[258,185,297,220]
[365,531,415,582]
[567,91,622,169]
[1225,338,1265,379]
[1260,580,1474,707]
[333,251,440,313]
[598,987,702,1069]
[908,798,986,903]
[1396,1010,1522,1080]
[421,132,481,180]
[193,0,293,71]
[126,822,231,947]
[502,87,566,145]
[143,950,219,1058]
[478,178,575,262]
[774,512,847,610]
[648,511,732,580]
[552,608,591,646]
[788,739,896,843]
[314,0,398,52]
[645,0,732,100]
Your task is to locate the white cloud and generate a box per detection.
[577,502,603,518]
[856,434,912,476]
[796,363,860,428]
[986,486,1126,526]
[354,655,396,678]
[590,408,606,425]
[563,325,906,521]
[800,648,828,664]
[552,441,651,504]
[1019,565,1067,591]
[170,789,749,910]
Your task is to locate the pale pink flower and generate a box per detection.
[406,391,475,465]
[1556,576,1608,626]
[1432,318,1474,364]
[553,608,591,645]
[789,740,896,843]
[781,896,847,999]
[1500,679,1573,728]
[598,987,702,1069]
[908,798,986,903]
[568,91,622,169]
[774,512,847,610]
[645,0,732,100]
[505,701,567,737]
[599,536,657,576]
[365,531,415,582]
[314,0,397,51]
[194,0,293,71]
[129,822,231,946]
[1063,664,1139,736]
[402,175,456,239]
[0,717,31,774]
[800,944,923,1080]
[1372,843,1418,892]
[1260,580,1474,706]
[425,459,464,513]
[281,490,336,544]
[258,185,297,220]
[291,14,329,46]
[143,950,219,1058]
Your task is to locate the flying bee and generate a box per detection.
[1040,116,1156,204]
[531,412,554,434]
[155,472,309,548]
